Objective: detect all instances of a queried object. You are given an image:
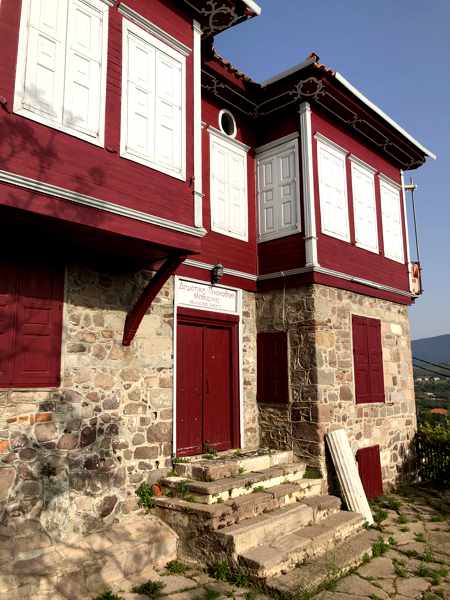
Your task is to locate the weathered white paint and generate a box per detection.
[326,429,374,525]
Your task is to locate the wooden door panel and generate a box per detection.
[356,445,383,499]
[176,322,203,456]
[204,325,233,452]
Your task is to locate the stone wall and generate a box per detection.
[256,283,417,488]
[0,264,259,541]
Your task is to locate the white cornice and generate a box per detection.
[258,264,412,299]
[118,3,192,56]
[0,170,206,238]
[255,132,299,155]
[208,126,251,152]
[184,259,258,281]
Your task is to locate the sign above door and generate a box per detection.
[176,277,240,314]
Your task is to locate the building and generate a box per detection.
[0,0,434,591]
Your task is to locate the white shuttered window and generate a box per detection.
[257,139,301,241]
[14,0,108,146]
[380,178,404,263]
[316,137,350,242]
[210,130,248,241]
[121,20,186,180]
[351,159,378,253]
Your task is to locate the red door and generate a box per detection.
[176,309,239,457]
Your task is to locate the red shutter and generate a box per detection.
[0,258,64,388]
[356,445,383,499]
[257,331,288,404]
[0,263,17,386]
[367,319,385,404]
[352,316,371,404]
[352,315,384,404]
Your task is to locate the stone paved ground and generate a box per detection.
[106,485,449,600]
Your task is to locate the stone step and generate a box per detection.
[174,450,294,481]
[238,511,366,578]
[265,529,373,595]
[161,462,307,504]
[154,484,334,531]
[214,503,315,555]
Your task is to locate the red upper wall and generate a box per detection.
[311,107,409,293]
[0,0,196,233]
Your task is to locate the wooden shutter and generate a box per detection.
[352,315,385,404]
[125,27,156,159]
[154,49,183,173]
[257,140,299,240]
[317,139,349,241]
[351,161,378,252]
[257,332,288,404]
[352,315,371,404]
[0,259,64,389]
[0,264,17,386]
[228,148,247,239]
[367,318,385,404]
[210,133,248,240]
[258,155,277,236]
[63,0,107,138]
[23,0,67,121]
[380,180,404,263]
[356,445,383,499]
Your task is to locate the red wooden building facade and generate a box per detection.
[0,0,434,527]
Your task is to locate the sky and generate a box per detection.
[215,0,450,341]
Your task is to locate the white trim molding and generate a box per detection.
[255,132,299,155]
[378,172,402,190]
[348,154,377,174]
[207,126,251,152]
[258,263,413,299]
[193,19,203,228]
[118,3,192,56]
[314,132,349,156]
[299,102,318,267]
[0,169,207,238]
[184,258,258,282]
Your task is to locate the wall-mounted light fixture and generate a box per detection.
[211,263,224,285]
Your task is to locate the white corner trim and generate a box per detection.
[314,132,349,156]
[118,3,191,56]
[299,102,318,267]
[193,19,203,228]
[348,154,377,174]
[335,72,436,160]
[255,132,299,155]
[242,0,262,16]
[0,169,207,238]
[400,170,412,266]
[208,126,251,152]
[184,259,258,282]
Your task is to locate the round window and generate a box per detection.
[219,109,237,138]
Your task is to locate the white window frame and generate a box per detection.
[350,155,379,253]
[256,135,302,242]
[120,18,186,181]
[380,175,405,264]
[209,127,249,242]
[14,0,109,147]
[316,134,350,242]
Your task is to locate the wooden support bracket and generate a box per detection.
[122,254,185,346]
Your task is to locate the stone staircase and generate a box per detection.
[154,449,373,595]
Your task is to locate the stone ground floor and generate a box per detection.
[106,485,449,600]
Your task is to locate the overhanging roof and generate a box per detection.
[182,0,261,36]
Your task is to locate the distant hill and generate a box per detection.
[412,334,450,364]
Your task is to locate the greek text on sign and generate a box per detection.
[177,278,239,313]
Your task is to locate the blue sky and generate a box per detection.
[216,0,450,340]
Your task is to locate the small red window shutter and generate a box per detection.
[356,445,383,499]
[257,331,288,404]
[13,261,64,387]
[352,316,370,404]
[0,263,17,386]
[367,319,385,404]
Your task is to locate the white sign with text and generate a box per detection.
[176,278,239,314]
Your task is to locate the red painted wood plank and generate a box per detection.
[357,445,383,499]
